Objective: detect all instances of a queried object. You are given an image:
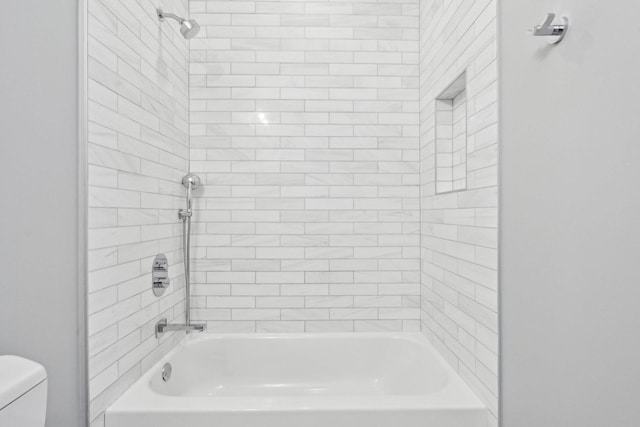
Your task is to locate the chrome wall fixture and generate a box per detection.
[532,13,569,45]
[154,174,206,338]
[152,254,170,297]
[179,174,200,328]
[155,318,205,338]
[156,7,200,39]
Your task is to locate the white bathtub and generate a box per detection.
[106,333,486,427]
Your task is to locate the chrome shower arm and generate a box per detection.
[157,8,184,24]
[156,7,200,39]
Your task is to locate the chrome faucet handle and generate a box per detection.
[153,262,168,270]
[153,277,170,288]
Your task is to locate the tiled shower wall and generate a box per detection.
[419,0,499,424]
[188,0,422,333]
[86,0,500,422]
[87,0,189,424]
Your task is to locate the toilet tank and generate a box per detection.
[0,356,48,427]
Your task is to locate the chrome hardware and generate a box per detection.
[155,318,206,338]
[180,173,201,328]
[178,209,192,219]
[531,13,568,45]
[156,7,200,39]
[178,174,200,220]
[182,174,201,190]
[161,363,172,382]
[152,254,170,297]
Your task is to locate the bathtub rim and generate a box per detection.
[106,332,486,414]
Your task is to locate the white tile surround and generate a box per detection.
[419,0,498,424]
[188,0,422,333]
[86,0,499,424]
[87,0,189,424]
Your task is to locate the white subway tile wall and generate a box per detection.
[188,0,422,333]
[419,0,498,425]
[87,0,189,424]
[86,0,500,425]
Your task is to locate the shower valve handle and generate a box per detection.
[152,254,170,296]
[153,277,170,289]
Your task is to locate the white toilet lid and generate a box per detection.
[0,355,47,410]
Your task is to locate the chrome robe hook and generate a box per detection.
[531,13,569,45]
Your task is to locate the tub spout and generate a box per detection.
[155,318,206,338]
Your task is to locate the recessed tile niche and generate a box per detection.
[435,72,467,194]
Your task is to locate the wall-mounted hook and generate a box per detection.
[531,13,569,45]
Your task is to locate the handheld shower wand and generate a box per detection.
[181,174,200,216]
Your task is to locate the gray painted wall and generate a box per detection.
[499,1,640,426]
[0,1,87,426]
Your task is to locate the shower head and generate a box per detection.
[181,174,201,216]
[157,8,200,39]
[179,19,200,39]
[182,174,201,190]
